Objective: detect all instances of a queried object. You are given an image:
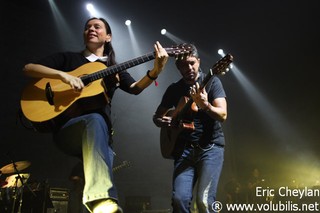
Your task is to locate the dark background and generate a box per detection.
[1,0,320,211]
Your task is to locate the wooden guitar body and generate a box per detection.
[160,126,182,159]
[20,62,108,132]
[160,97,195,159]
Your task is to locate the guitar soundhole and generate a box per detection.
[45,82,54,105]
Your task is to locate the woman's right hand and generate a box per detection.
[60,72,84,92]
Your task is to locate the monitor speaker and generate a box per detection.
[47,188,69,213]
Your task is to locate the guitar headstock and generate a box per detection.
[121,160,131,168]
[211,54,233,76]
[113,160,131,173]
[165,43,194,59]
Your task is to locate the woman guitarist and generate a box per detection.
[153,44,227,213]
[23,17,168,213]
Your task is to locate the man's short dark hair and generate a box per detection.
[175,43,199,68]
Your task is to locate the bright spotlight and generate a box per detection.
[86,3,94,12]
[125,20,131,26]
[86,3,97,16]
[218,49,225,56]
[161,29,167,35]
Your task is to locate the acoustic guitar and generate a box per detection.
[20,44,192,132]
[160,54,233,159]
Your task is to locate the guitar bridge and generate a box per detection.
[180,121,195,131]
[45,82,54,105]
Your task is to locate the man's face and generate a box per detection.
[177,55,200,84]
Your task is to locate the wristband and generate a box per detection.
[147,70,158,80]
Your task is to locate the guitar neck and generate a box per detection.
[79,44,194,85]
[81,52,156,85]
[113,161,130,173]
[175,70,214,121]
[199,69,213,90]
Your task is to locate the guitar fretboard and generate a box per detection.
[81,52,156,85]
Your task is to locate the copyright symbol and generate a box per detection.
[211,201,223,212]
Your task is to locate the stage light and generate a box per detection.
[86,3,96,16]
[161,29,167,35]
[86,3,94,11]
[160,30,186,44]
[125,20,131,26]
[218,49,225,56]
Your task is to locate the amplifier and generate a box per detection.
[47,188,69,213]
[50,188,69,200]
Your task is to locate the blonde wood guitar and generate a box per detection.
[21,44,192,132]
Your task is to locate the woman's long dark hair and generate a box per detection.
[84,17,116,66]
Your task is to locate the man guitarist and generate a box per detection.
[153,44,227,213]
[23,17,168,213]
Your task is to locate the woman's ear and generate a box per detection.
[106,34,112,42]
